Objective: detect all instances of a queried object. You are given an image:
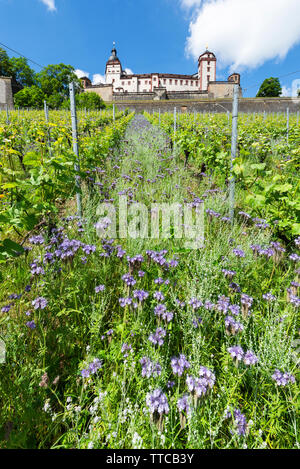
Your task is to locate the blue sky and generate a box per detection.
[1,0,300,97]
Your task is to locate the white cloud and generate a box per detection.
[281,79,300,97]
[180,0,202,8]
[92,74,106,85]
[281,86,291,97]
[184,0,300,71]
[124,68,133,75]
[75,69,89,79]
[40,0,56,11]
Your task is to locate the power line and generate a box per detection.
[0,41,44,69]
[243,69,300,92]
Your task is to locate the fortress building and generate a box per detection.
[82,43,241,102]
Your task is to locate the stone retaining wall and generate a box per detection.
[112,97,300,114]
[0,77,14,110]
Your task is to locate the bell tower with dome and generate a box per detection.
[105,42,122,85]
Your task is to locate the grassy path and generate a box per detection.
[0,114,298,449]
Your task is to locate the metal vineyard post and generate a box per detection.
[229,84,239,221]
[69,82,82,218]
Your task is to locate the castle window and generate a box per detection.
[122,82,124,85]
[191,81,193,86]
[180,80,183,85]
[163,79,166,84]
[186,80,188,85]
[196,81,198,86]
[175,80,178,85]
[169,79,172,84]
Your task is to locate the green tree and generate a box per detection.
[14,86,45,108]
[256,77,282,97]
[9,57,36,87]
[62,91,105,110]
[0,48,12,76]
[37,63,81,108]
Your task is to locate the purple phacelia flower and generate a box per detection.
[26,320,36,329]
[32,297,48,310]
[146,389,169,415]
[225,316,243,335]
[121,342,133,357]
[186,367,216,398]
[154,291,165,301]
[82,244,96,255]
[133,289,149,302]
[177,394,191,414]
[154,277,164,285]
[289,253,300,262]
[171,354,190,376]
[95,285,105,293]
[243,350,258,365]
[119,297,132,307]
[122,273,136,287]
[140,356,161,378]
[154,303,167,317]
[222,269,236,279]
[263,292,276,302]
[233,248,245,258]
[272,369,295,386]
[225,408,247,436]
[228,346,244,362]
[217,295,230,314]
[29,235,45,245]
[148,327,166,346]
[189,298,203,310]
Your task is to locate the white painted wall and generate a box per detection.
[105,53,216,93]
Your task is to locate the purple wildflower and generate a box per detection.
[133,289,149,302]
[272,369,295,386]
[121,342,133,357]
[177,394,190,414]
[243,350,258,365]
[29,235,45,245]
[32,297,48,310]
[228,346,244,362]
[119,297,132,307]
[148,327,166,346]
[225,316,243,335]
[146,389,169,415]
[263,292,276,302]
[171,354,190,376]
[26,320,36,330]
[140,356,161,378]
[154,291,165,301]
[122,273,136,287]
[226,408,247,436]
